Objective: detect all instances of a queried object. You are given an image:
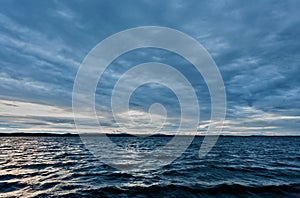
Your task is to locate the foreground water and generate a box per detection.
[0,136,299,197]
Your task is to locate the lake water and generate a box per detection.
[0,136,299,197]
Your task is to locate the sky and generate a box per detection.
[0,0,299,135]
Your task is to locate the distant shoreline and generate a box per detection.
[0,132,299,137]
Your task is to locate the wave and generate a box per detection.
[53,183,300,198]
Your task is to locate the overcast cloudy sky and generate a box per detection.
[0,0,299,135]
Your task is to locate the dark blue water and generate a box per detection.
[0,136,299,197]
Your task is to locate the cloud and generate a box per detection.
[0,99,116,133]
[0,0,299,135]
[0,13,80,68]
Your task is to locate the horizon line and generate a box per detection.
[0,132,299,137]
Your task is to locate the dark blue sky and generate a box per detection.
[0,0,299,135]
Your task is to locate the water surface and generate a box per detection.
[0,136,299,197]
